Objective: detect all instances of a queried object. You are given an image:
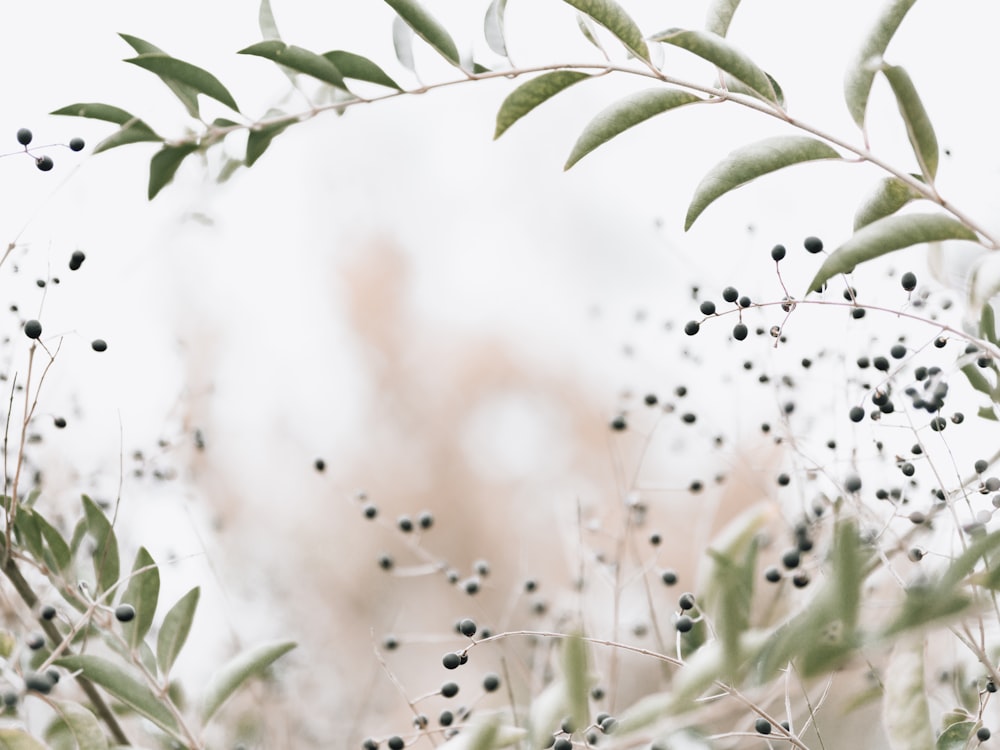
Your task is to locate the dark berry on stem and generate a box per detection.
[24,320,42,340]
[16,128,32,146]
[722,286,739,303]
[483,673,501,692]
[115,604,136,622]
[733,323,748,340]
[699,300,716,315]
[771,244,786,261]
[755,718,772,735]
[684,320,700,336]
[901,271,917,291]
[91,339,108,352]
[442,652,461,669]
[36,156,54,172]
[69,137,85,152]
[804,236,823,253]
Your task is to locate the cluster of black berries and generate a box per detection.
[15,128,85,171]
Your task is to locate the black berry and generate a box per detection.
[901,271,917,291]
[441,681,459,698]
[115,604,136,622]
[442,652,461,669]
[482,673,501,692]
[675,614,693,632]
[804,236,823,253]
[722,286,739,303]
[16,128,32,146]
[684,320,700,336]
[69,137,85,152]
[36,156,54,172]
[23,320,42,340]
[733,323,748,341]
[91,339,108,352]
[849,406,865,423]
[755,718,772,735]
[699,301,716,315]
[69,250,85,270]
[458,618,477,637]
[771,244,786,261]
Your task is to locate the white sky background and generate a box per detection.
[1,0,1000,741]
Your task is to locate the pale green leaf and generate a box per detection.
[981,303,998,346]
[148,143,199,200]
[706,0,742,37]
[979,406,999,421]
[50,103,138,125]
[686,136,841,230]
[494,71,590,139]
[883,637,934,750]
[0,729,48,750]
[383,0,461,67]
[246,119,293,167]
[49,700,108,750]
[391,16,416,72]
[239,41,346,90]
[882,64,938,180]
[723,70,785,108]
[565,87,701,169]
[35,514,72,576]
[843,0,919,128]
[807,213,979,294]
[125,53,239,113]
[615,691,672,734]
[54,655,179,734]
[82,496,119,595]
[962,364,994,397]
[562,635,589,734]
[322,51,401,90]
[201,640,297,723]
[937,722,976,750]
[259,0,281,40]
[92,120,163,154]
[559,0,649,61]
[484,0,509,57]
[120,547,159,650]
[14,509,43,562]
[157,586,200,676]
[575,14,605,54]
[854,176,923,230]
[651,28,777,104]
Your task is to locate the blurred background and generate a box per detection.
[0,0,999,746]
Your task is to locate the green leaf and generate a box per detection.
[14,509,44,562]
[259,0,281,40]
[148,143,199,200]
[484,0,509,57]
[120,547,159,650]
[119,34,203,118]
[35,513,72,576]
[686,135,841,230]
[92,120,163,155]
[979,406,999,421]
[157,587,200,676]
[961,364,994,397]
[50,103,139,125]
[125,53,240,113]
[48,700,108,750]
[0,729,48,750]
[559,0,649,61]
[322,51,401,90]
[383,0,461,67]
[575,15,606,54]
[981,303,999,346]
[723,70,785,108]
[200,640,296,723]
[651,28,777,104]
[807,213,979,294]
[854,176,923,230]
[883,636,934,750]
[391,16,416,72]
[494,71,590,140]
[881,64,938,181]
[54,655,179,734]
[246,118,293,167]
[239,41,346,90]
[937,722,976,750]
[565,88,701,169]
[843,0,919,128]
[562,635,589,734]
[82,496,119,596]
[705,0,742,37]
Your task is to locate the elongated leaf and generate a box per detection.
[962,364,994,397]
[807,213,979,293]
[843,0,918,128]
[239,41,346,89]
[686,136,841,230]
[565,88,701,169]
[14,509,44,562]
[562,635,589,734]
[120,547,159,650]
[125,53,239,113]
[92,120,163,154]
[246,119,292,167]
[383,0,460,67]
[937,722,976,750]
[119,35,202,118]
[981,303,999,346]
[494,71,590,139]
[259,0,281,39]
[651,28,777,104]
[157,587,200,676]
[706,0,742,37]
[55,655,178,733]
[148,143,198,200]
[49,700,108,750]
[560,0,649,61]
[201,640,296,723]
[0,729,47,750]
[575,14,606,54]
[723,71,785,108]
[391,16,416,72]
[484,0,509,57]
[854,176,923,230]
[36,514,72,576]
[883,637,934,750]
[322,51,400,90]
[82,496,119,596]
[50,103,138,125]
[881,64,938,180]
